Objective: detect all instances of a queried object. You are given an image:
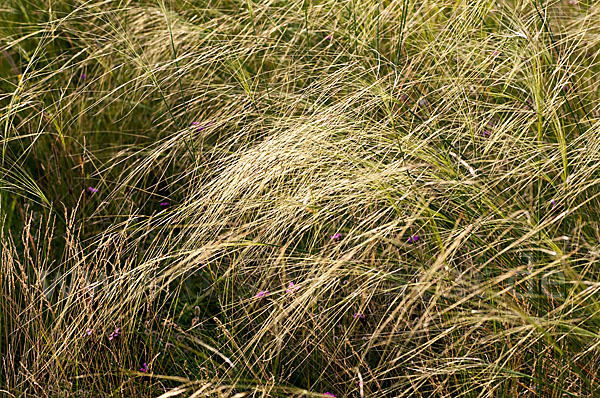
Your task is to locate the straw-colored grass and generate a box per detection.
[2,0,600,396]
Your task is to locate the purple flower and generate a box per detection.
[525,98,534,109]
[108,327,120,340]
[86,328,93,336]
[418,98,428,108]
[80,73,86,80]
[324,393,337,398]
[86,187,99,194]
[140,363,148,373]
[324,34,333,40]
[191,122,203,132]
[286,282,298,293]
[191,121,213,132]
[330,233,342,240]
[256,290,269,298]
[482,130,491,137]
[550,199,557,209]
[407,235,419,243]
[159,201,170,207]
[353,313,365,319]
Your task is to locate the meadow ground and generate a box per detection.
[2,0,600,396]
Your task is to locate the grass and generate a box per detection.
[2,0,600,396]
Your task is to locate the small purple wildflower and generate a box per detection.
[407,235,419,243]
[108,327,120,341]
[286,282,298,293]
[418,98,428,108]
[86,328,93,336]
[482,130,491,137]
[324,393,337,398]
[191,121,213,132]
[159,201,170,207]
[353,313,365,319]
[525,98,534,109]
[86,187,99,194]
[256,290,269,298]
[491,50,499,56]
[550,199,557,209]
[80,73,86,80]
[330,233,342,240]
[324,34,333,40]
[140,363,148,373]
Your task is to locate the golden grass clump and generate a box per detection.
[2,0,600,396]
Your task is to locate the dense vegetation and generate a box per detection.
[2,0,600,396]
